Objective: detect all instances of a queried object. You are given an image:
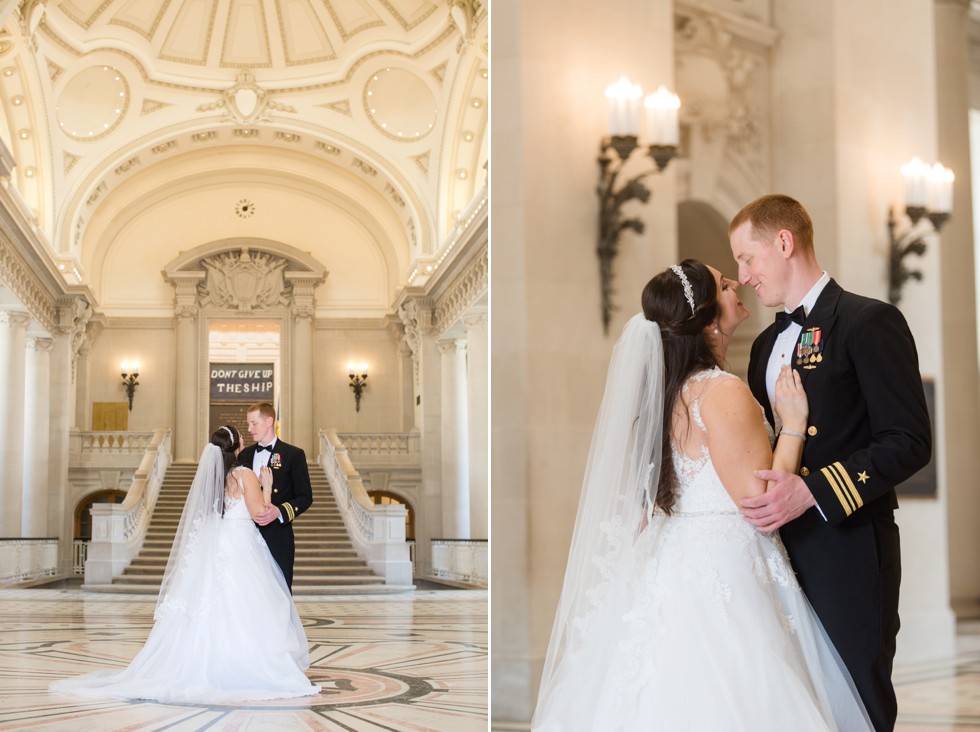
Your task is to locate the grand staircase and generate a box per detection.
[107,464,393,594]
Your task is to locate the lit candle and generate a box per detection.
[644,86,681,146]
[605,76,642,137]
[926,163,954,213]
[901,157,929,208]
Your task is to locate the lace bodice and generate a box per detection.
[223,467,251,519]
[669,368,773,514]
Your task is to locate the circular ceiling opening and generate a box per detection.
[57,65,129,141]
[365,67,436,141]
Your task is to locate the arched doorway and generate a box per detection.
[74,490,127,541]
[368,490,415,540]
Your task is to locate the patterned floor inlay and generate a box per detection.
[0,588,487,731]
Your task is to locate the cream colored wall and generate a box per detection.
[492,0,677,722]
[81,147,409,318]
[313,324,410,434]
[770,0,956,662]
[88,323,177,432]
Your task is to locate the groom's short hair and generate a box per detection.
[247,401,276,420]
[730,194,814,253]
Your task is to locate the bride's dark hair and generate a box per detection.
[210,425,241,477]
[641,259,722,514]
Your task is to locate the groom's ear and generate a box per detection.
[777,229,795,258]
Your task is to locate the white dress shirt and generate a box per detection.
[766,271,830,431]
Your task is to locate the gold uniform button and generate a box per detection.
[273,489,278,493]
[807,426,817,437]
[800,467,810,477]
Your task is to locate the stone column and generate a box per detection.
[464,313,488,539]
[0,309,30,536]
[935,0,980,619]
[48,302,76,571]
[73,340,90,430]
[439,338,470,539]
[290,282,316,455]
[173,290,200,463]
[23,335,52,537]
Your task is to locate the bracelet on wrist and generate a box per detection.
[779,429,806,441]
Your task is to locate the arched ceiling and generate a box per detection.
[0,0,488,316]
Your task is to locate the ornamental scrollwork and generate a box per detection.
[198,249,290,312]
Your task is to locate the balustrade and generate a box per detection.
[0,538,58,585]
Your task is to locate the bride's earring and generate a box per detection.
[713,321,720,334]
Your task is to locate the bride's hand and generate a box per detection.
[259,466,273,506]
[773,365,807,432]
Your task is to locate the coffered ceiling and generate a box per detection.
[0,0,487,315]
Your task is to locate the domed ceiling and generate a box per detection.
[0,0,488,315]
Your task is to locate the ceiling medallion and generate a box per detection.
[235,199,256,218]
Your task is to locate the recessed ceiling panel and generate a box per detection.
[160,0,216,64]
[221,0,272,68]
[365,67,436,141]
[56,65,129,141]
[279,0,336,63]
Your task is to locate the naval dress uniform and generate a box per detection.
[238,438,313,591]
[748,278,932,732]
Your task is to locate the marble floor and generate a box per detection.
[893,620,980,731]
[0,586,487,732]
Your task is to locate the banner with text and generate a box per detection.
[210,363,274,402]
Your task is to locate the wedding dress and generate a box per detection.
[532,316,871,731]
[51,462,319,704]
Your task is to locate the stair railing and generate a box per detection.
[319,429,413,586]
[84,428,172,586]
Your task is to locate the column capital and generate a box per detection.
[26,335,54,352]
[0,309,31,328]
[437,337,467,354]
[462,311,488,330]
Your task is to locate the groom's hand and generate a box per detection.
[739,470,816,531]
[254,504,282,526]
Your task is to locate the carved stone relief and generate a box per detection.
[198,249,290,312]
[674,7,773,212]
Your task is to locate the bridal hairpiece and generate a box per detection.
[222,426,234,441]
[670,264,696,314]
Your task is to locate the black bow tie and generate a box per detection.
[774,305,806,333]
[256,444,273,453]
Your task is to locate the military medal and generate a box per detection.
[797,327,822,369]
[270,452,282,469]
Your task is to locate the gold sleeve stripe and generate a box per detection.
[284,503,295,522]
[821,466,854,516]
[830,461,864,510]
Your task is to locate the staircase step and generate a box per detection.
[110,461,392,593]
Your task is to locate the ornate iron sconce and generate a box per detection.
[598,79,679,333]
[888,158,953,305]
[121,360,140,411]
[348,362,368,412]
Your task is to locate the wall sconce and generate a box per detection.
[598,77,680,333]
[347,362,368,412]
[888,157,954,305]
[120,360,140,411]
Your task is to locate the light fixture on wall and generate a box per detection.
[120,360,140,411]
[348,362,368,412]
[888,157,954,305]
[598,77,681,334]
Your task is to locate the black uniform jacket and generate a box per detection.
[237,439,313,524]
[748,279,932,525]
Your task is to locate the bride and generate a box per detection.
[532,260,872,731]
[51,425,320,703]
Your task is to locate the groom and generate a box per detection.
[729,194,932,732]
[239,401,313,590]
